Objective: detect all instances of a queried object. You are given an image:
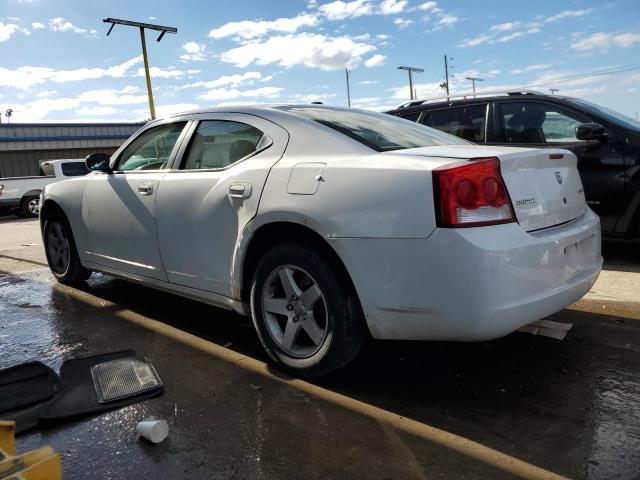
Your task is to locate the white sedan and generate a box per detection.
[40,105,602,376]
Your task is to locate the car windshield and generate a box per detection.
[277,106,470,152]
[568,98,640,132]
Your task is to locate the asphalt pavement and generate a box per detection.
[1,215,639,479]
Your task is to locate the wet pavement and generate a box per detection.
[1,217,639,479]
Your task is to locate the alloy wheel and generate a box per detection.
[47,221,70,274]
[261,265,329,358]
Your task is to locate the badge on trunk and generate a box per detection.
[555,171,563,185]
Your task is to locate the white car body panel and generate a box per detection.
[41,106,602,342]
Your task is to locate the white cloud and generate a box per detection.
[0,22,29,42]
[497,27,539,42]
[181,71,265,89]
[76,86,147,105]
[359,79,379,85]
[393,18,413,29]
[317,0,409,20]
[136,67,200,79]
[545,9,592,23]
[288,92,337,103]
[76,106,119,116]
[0,56,142,89]
[571,32,640,51]
[437,14,458,27]
[31,22,45,29]
[379,0,408,15]
[509,63,552,75]
[220,32,376,70]
[48,17,98,37]
[458,25,539,47]
[198,86,284,101]
[457,35,492,47]
[208,13,318,40]
[318,0,375,20]
[490,21,520,32]
[35,90,58,98]
[364,53,387,67]
[417,2,437,11]
[180,42,206,62]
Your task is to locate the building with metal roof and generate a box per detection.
[0,122,143,177]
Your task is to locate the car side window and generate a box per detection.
[181,120,270,170]
[498,102,587,144]
[115,122,187,171]
[420,104,487,142]
[398,111,421,122]
[60,161,90,177]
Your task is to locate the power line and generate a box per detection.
[524,64,640,89]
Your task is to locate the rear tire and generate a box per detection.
[250,242,366,377]
[43,213,91,285]
[21,196,40,218]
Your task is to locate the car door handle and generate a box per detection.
[138,183,153,196]
[228,183,252,199]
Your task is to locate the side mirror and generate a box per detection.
[85,153,112,172]
[576,123,607,142]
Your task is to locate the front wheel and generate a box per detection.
[250,243,366,377]
[43,214,91,284]
[20,196,40,218]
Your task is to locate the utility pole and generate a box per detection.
[444,55,450,101]
[345,68,351,107]
[103,18,177,120]
[465,76,483,97]
[549,88,559,94]
[397,66,424,100]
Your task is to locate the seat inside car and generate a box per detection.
[505,105,547,143]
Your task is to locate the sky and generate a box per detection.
[1,0,639,123]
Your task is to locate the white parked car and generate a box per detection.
[0,159,89,217]
[40,106,602,376]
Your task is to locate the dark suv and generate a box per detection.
[387,90,640,238]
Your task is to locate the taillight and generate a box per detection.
[432,157,515,227]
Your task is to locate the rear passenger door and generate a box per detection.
[420,103,488,142]
[490,101,626,232]
[155,113,288,296]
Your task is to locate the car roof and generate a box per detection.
[387,92,575,114]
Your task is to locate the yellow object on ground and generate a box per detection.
[0,421,61,480]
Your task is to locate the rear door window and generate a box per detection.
[181,120,271,170]
[397,111,421,122]
[497,102,588,144]
[420,104,487,142]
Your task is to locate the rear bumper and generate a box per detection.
[329,208,602,341]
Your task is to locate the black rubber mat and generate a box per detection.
[0,362,59,414]
[40,350,163,423]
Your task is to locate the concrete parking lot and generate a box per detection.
[1,215,639,479]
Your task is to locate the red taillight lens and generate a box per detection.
[432,157,515,228]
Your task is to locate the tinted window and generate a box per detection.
[117,122,187,171]
[398,111,421,122]
[61,161,89,177]
[421,104,487,142]
[498,102,587,144]
[182,120,270,170]
[278,106,468,152]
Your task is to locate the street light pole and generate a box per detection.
[345,68,351,107]
[397,66,424,101]
[103,18,177,120]
[465,76,484,97]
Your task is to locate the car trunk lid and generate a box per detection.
[385,145,586,231]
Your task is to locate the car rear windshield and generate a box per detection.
[277,106,469,152]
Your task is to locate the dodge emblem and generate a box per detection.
[555,171,563,185]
